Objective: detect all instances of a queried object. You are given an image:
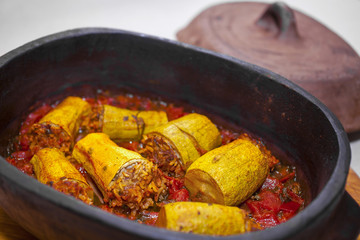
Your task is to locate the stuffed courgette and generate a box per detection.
[31,148,94,204]
[185,138,269,206]
[72,133,168,215]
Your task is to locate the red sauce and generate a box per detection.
[6,89,305,230]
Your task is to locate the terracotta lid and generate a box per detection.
[177,2,360,133]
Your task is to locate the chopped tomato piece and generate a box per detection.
[11,150,33,161]
[163,174,189,201]
[115,95,130,108]
[20,162,34,175]
[140,99,153,111]
[168,189,189,202]
[166,104,186,120]
[96,95,115,106]
[6,156,34,176]
[20,104,52,135]
[84,97,96,106]
[256,212,280,228]
[18,135,30,151]
[279,172,295,183]
[286,188,304,205]
[278,211,296,223]
[277,201,301,222]
[118,141,140,151]
[163,175,184,194]
[267,155,280,168]
[246,200,262,216]
[258,191,282,213]
[246,190,283,228]
[261,176,283,193]
[280,201,301,213]
[220,129,240,145]
[141,211,159,225]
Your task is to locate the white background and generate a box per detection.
[1,0,360,175]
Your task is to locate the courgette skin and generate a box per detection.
[156,202,248,235]
[169,113,222,153]
[185,138,269,206]
[102,105,168,141]
[30,148,94,204]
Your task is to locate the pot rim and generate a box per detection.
[0,27,351,239]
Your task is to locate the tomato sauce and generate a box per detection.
[6,89,305,230]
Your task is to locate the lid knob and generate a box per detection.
[256,2,300,41]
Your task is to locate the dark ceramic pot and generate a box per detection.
[0,28,350,240]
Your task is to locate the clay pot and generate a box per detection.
[0,28,350,240]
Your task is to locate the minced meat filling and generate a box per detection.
[108,160,168,216]
[79,105,104,135]
[28,123,73,155]
[140,134,184,178]
[50,178,94,205]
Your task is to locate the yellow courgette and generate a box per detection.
[102,105,168,141]
[29,96,91,154]
[185,138,268,206]
[72,133,167,214]
[31,148,94,204]
[156,202,250,235]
